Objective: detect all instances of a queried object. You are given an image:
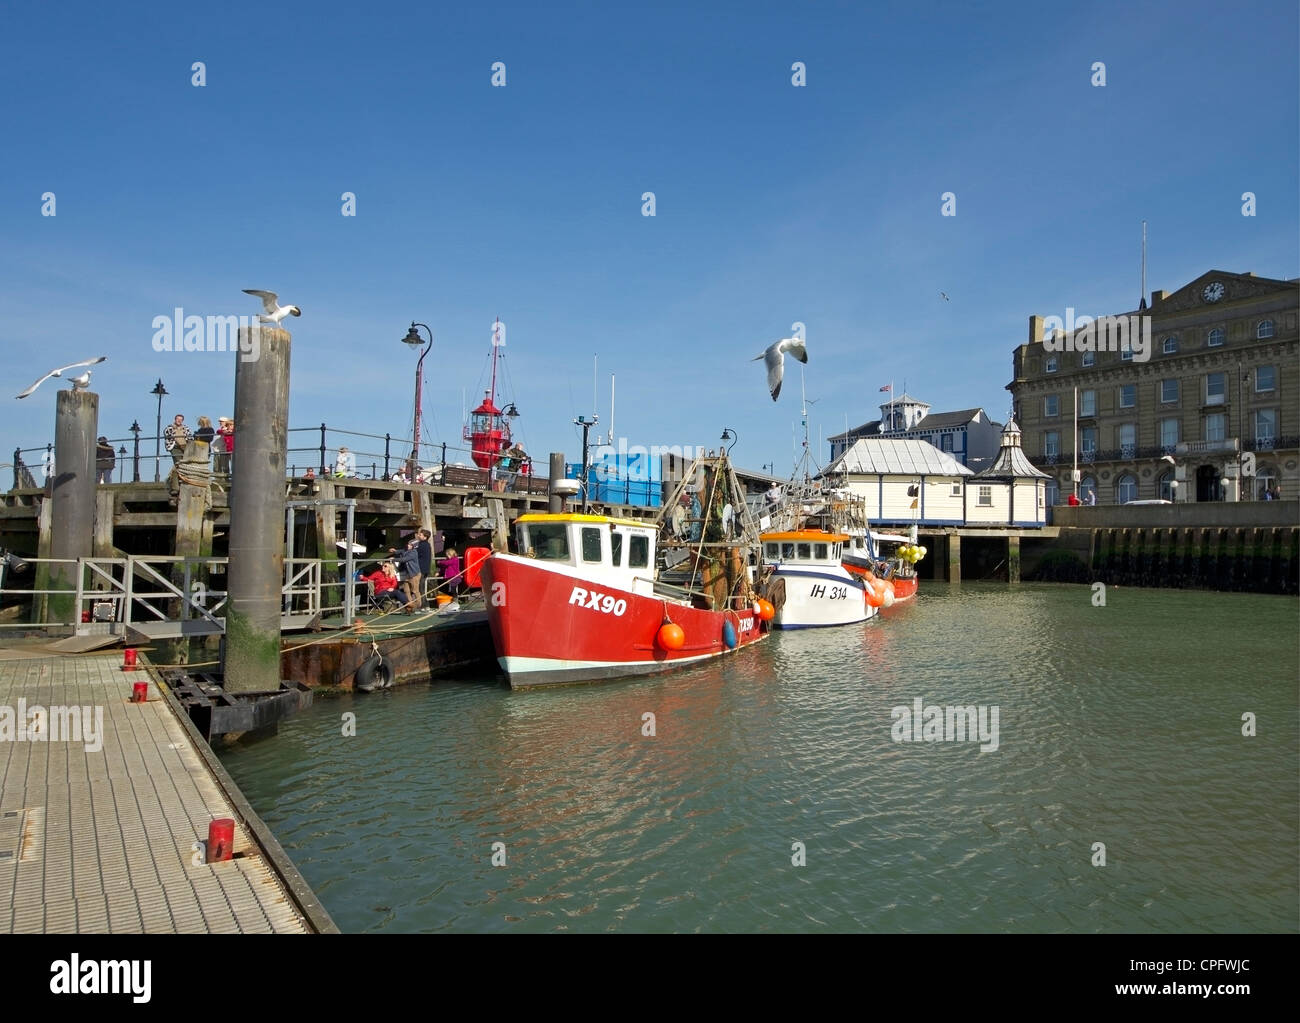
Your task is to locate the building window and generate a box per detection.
[941,433,953,452]
[1205,372,1225,405]
[1080,476,1097,503]
[1158,470,1175,501]
[1207,328,1225,347]
[1159,418,1179,451]
[1256,365,1276,392]
[1255,409,1277,446]
[1045,356,1058,373]
[1044,395,1059,417]
[1162,336,1179,354]
[1160,379,1179,403]
[1118,423,1136,458]
[1257,320,1274,339]
[978,485,992,507]
[1044,431,1060,458]
[951,482,961,497]
[1116,474,1138,504]
[1204,413,1226,442]
[1079,389,1097,417]
[1256,465,1277,499]
[1081,351,1095,367]
[1080,427,1098,460]
[1119,384,1136,409]
[1045,479,1060,506]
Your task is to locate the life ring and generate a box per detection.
[354,652,392,692]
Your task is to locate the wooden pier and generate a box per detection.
[0,648,335,933]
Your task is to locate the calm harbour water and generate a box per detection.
[219,583,1299,933]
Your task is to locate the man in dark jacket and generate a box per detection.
[95,437,116,483]
[390,529,433,611]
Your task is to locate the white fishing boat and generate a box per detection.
[759,528,875,629]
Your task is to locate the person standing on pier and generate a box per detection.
[163,414,192,466]
[214,417,234,475]
[194,415,215,457]
[95,437,115,483]
[390,528,432,612]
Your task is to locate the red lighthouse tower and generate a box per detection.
[464,319,514,470]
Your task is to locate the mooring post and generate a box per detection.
[1006,534,1020,583]
[947,532,962,583]
[547,452,565,513]
[225,326,291,693]
[169,438,214,665]
[47,389,98,626]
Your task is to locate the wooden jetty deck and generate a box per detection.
[0,648,335,933]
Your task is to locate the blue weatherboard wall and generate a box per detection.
[566,450,663,507]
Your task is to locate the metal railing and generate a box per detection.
[0,554,355,635]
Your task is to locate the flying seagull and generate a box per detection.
[940,291,950,302]
[15,356,107,399]
[243,289,302,324]
[752,337,808,401]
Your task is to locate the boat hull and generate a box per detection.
[480,554,766,688]
[768,565,873,628]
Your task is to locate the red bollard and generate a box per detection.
[207,819,235,863]
[121,647,138,671]
[131,682,149,703]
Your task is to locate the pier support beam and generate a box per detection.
[168,439,214,665]
[1006,535,1020,583]
[48,389,98,626]
[946,532,961,583]
[547,452,565,513]
[225,327,290,694]
[93,489,115,558]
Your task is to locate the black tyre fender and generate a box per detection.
[355,652,392,692]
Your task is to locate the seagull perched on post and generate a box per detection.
[15,356,107,399]
[242,289,301,325]
[752,337,807,401]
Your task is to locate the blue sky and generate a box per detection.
[2,0,1296,478]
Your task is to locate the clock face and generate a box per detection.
[1202,281,1225,303]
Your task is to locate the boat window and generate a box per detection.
[530,524,570,561]
[629,535,649,568]
[781,543,795,560]
[611,532,623,567]
[765,543,779,559]
[832,543,841,558]
[797,543,811,560]
[814,543,828,560]
[581,527,603,563]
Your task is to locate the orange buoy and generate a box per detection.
[865,587,884,608]
[657,623,685,650]
[755,599,775,621]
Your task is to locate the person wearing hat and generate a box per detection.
[334,446,355,478]
[95,436,116,484]
[214,417,234,474]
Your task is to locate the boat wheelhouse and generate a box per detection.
[759,528,873,629]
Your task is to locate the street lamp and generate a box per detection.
[720,427,738,456]
[401,323,434,477]
[150,379,167,482]
[129,420,142,482]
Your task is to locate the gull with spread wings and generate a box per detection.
[16,356,107,399]
[242,289,302,325]
[752,337,808,401]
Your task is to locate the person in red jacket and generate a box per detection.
[360,560,403,610]
[1067,492,1080,506]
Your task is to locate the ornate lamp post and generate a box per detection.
[150,379,167,482]
[129,420,142,482]
[720,426,739,456]
[401,323,434,478]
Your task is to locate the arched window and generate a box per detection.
[1207,328,1225,347]
[1080,475,1097,502]
[1256,464,1278,500]
[1116,473,1138,504]
[1158,470,1176,502]
[1257,320,1274,339]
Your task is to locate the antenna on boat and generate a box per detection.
[609,373,615,447]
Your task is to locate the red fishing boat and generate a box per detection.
[842,529,922,604]
[481,456,770,688]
